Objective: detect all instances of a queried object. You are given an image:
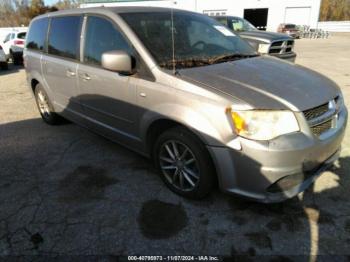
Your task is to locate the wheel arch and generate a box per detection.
[145,117,219,187]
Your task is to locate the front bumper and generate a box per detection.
[209,107,347,203]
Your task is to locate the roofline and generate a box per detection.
[83,0,166,3]
[30,6,198,22]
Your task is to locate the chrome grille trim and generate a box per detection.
[268,40,294,54]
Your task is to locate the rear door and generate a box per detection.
[42,15,82,114]
[77,15,138,140]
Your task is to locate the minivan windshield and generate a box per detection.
[120,11,257,70]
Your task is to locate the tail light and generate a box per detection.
[14,40,24,45]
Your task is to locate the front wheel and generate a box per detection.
[154,127,215,199]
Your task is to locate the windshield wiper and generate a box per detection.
[209,53,259,64]
[160,58,212,70]
[160,53,259,70]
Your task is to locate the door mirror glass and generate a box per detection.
[102,50,132,74]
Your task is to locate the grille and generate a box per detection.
[269,49,280,54]
[271,41,283,47]
[269,40,294,54]
[303,102,329,121]
[310,120,332,136]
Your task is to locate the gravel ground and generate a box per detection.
[0,33,349,259]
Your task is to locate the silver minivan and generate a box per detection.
[24,7,347,203]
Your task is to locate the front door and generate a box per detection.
[77,15,138,141]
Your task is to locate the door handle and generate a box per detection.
[80,73,91,81]
[66,69,76,77]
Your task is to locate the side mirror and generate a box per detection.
[101,50,133,74]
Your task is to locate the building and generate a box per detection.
[81,0,322,32]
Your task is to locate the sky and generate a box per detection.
[44,0,59,6]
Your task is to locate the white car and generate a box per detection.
[0,45,8,70]
[1,29,27,65]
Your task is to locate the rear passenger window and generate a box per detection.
[48,16,82,60]
[26,18,49,51]
[84,16,132,66]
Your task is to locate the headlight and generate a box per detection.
[258,43,270,54]
[229,110,300,140]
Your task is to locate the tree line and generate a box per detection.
[320,0,350,21]
[0,0,81,27]
[1,0,350,27]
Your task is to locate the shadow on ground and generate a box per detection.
[0,117,349,257]
[0,63,23,76]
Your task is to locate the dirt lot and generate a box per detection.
[0,33,349,258]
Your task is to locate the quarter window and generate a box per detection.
[48,16,82,60]
[26,18,49,51]
[84,16,132,66]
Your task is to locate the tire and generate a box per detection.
[34,84,61,125]
[154,126,215,199]
[11,52,22,65]
[0,62,8,70]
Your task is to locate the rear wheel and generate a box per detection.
[0,62,8,70]
[11,51,22,65]
[34,84,61,125]
[154,126,215,199]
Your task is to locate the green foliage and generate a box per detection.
[320,0,350,21]
[0,0,80,27]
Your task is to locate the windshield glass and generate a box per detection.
[17,32,26,39]
[228,17,257,32]
[120,11,257,69]
[285,24,297,29]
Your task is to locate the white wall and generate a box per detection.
[81,0,322,32]
[317,21,350,32]
[196,0,321,31]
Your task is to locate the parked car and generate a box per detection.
[0,44,8,70]
[24,7,347,203]
[1,29,27,65]
[277,23,301,39]
[214,16,296,62]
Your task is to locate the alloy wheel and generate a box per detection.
[159,140,200,191]
[37,90,50,117]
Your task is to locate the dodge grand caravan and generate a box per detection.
[24,7,347,203]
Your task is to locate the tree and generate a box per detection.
[28,0,46,18]
[320,0,350,21]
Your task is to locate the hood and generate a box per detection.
[238,30,292,42]
[178,56,340,111]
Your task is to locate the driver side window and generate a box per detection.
[84,16,132,66]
